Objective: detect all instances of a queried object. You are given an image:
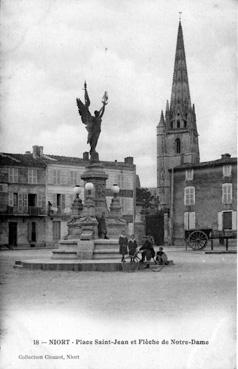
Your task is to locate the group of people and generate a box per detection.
[118,231,168,268]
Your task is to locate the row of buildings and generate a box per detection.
[0,146,136,247]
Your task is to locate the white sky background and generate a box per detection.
[0,0,237,187]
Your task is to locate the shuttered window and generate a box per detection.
[184,186,195,205]
[8,192,14,207]
[222,183,232,204]
[53,169,61,184]
[184,212,196,230]
[70,171,78,185]
[28,169,37,184]
[8,168,18,183]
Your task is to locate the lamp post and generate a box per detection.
[71,185,83,216]
[84,182,95,217]
[85,182,94,196]
[112,184,120,197]
[109,184,121,217]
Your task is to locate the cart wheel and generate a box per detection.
[188,230,208,250]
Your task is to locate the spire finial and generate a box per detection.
[179,12,182,21]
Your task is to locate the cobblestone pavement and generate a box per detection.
[0,248,236,369]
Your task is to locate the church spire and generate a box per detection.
[170,21,191,112]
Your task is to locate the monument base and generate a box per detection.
[106,217,127,238]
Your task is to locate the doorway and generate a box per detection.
[145,212,164,245]
[53,221,61,240]
[223,211,232,230]
[9,222,17,247]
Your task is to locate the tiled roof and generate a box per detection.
[171,157,237,172]
[0,153,46,167]
[0,152,135,170]
[45,154,135,170]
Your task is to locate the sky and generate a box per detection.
[0,0,237,187]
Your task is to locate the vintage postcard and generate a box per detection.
[0,1,237,368]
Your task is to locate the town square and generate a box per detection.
[0,1,237,368]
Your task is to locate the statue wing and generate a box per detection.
[76,98,92,125]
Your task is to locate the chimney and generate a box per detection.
[32,145,43,159]
[124,156,134,165]
[83,152,89,161]
[221,153,231,160]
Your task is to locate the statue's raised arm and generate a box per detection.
[76,83,108,161]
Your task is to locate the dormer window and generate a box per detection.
[171,121,173,129]
[177,120,180,128]
[184,120,187,128]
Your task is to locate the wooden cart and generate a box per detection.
[185,228,237,251]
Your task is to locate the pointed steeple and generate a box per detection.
[157,110,165,129]
[170,21,191,112]
[159,110,165,126]
[166,100,169,112]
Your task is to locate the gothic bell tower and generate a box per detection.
[157,20,200,208]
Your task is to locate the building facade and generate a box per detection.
[0,152,47,247]
[0,146,136,247]
[170,155,237,245]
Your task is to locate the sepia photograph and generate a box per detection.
[0,0,237,368]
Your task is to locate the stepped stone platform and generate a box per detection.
[14,258,168,272]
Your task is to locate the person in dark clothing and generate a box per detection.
[156,247,169,265]
[139,236,155,268]
[128,235,138,263]
[119,231,128,262]
[97,212,108,239]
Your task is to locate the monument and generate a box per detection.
[52,82,127,260]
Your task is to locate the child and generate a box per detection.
[128,235,138,263]
[119,231,128,262]
[156,247,168,265]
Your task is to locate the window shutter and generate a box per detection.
[184,212,189,230]
[27,222,31,242]
[57,170,60,184]
[37,193,46,209]
[48,169,54,184]
[232,211,237,231]
[217,212,222,231]
[189,212,196,229]
[184,188,187,205]
[23,193,28,212]
[8,192,14,206]
[61,194,65,209]
[41,194,46,211]
[37,193,42,208]
[18,193,23,212]
[52,194,57,207]
[35,222,38,242]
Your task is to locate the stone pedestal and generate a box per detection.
[107,194,127,238]
[77,240,94,259]
[81,161,108,217]
[67,193,84,239]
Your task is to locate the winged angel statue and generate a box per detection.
[76,82,108,160]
